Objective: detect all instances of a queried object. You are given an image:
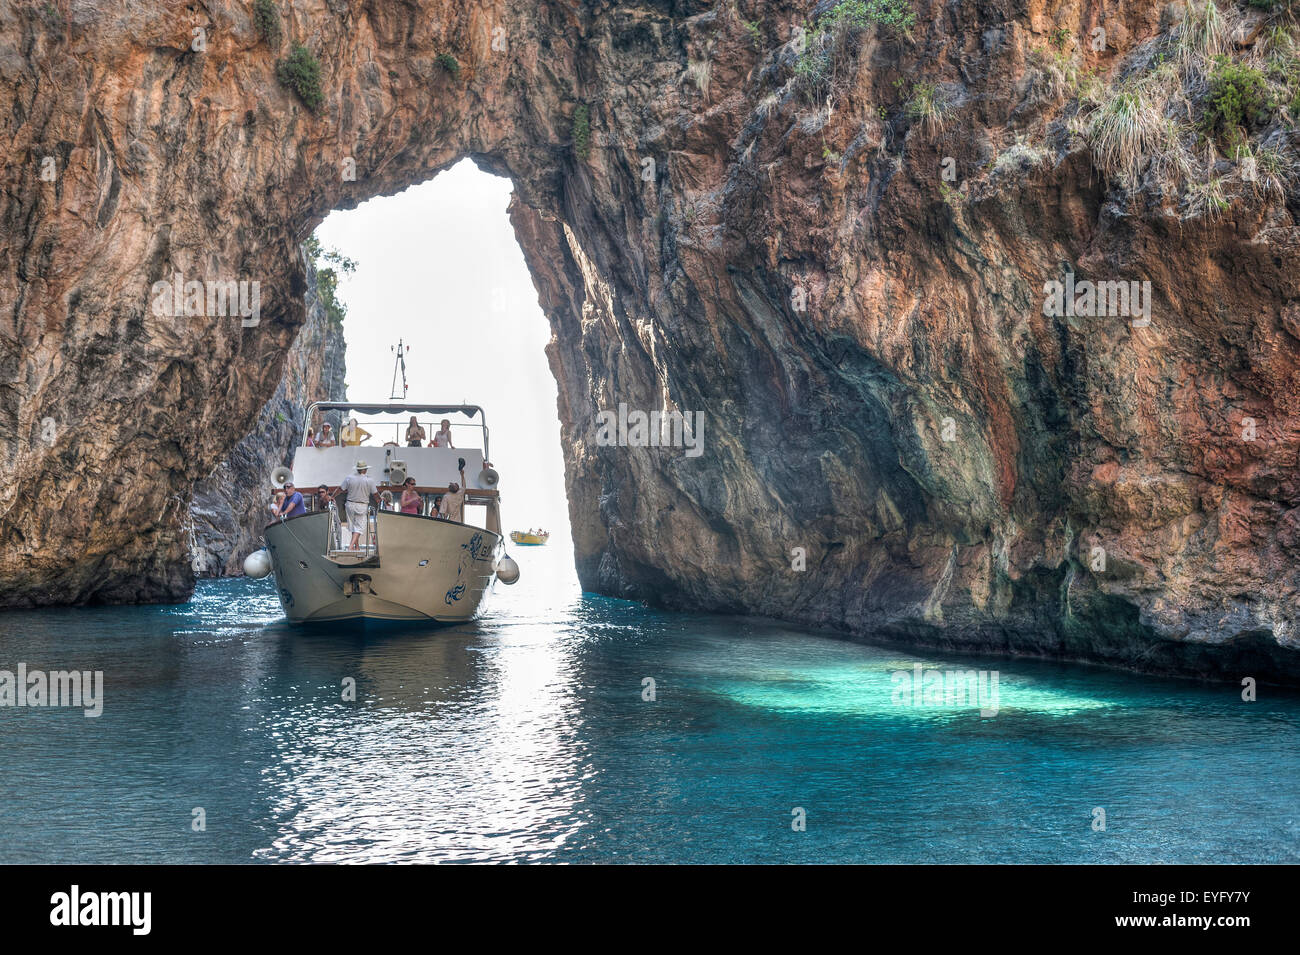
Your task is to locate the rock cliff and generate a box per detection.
[2,0,1298,681]
[188,253,346,576]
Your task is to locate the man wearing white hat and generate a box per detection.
[332,460,379,550]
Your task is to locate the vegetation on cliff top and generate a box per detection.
[1055,0,1300,217]
[794,0,916,106]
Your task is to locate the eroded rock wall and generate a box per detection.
[2,0,1298,680]
[189,253,346,577]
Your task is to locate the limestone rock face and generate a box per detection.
[188,254,346,577]
[2,0,1298,681]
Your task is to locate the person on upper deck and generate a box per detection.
[438,458,468,523]
[315,422,337,447]
[340,417,371,447]
[405,416,426,448]
[429,419,454,448]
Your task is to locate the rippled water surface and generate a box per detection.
[1,543,1297,863]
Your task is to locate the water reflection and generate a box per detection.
[246,552,591,861]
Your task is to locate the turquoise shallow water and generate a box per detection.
[0,545,1297,863]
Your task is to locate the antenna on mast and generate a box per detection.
[390,339,410,400]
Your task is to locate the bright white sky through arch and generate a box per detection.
[314,159,572,544]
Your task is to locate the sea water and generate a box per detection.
[1,541,1296,863]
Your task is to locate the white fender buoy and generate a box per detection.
[496,556,519,585]
[243,548,273,579]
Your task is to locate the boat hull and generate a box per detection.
[264,511,503,625]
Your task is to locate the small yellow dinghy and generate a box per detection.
[510,530,549,546]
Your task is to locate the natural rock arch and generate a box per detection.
[3,0,1300,682]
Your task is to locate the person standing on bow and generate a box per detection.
[332,460,379,550]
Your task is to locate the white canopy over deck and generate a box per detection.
[293,402,495,491]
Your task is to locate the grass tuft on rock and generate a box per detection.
[1084,88,1165,184]
[1175,0,1230,71]
[905,81,949,136]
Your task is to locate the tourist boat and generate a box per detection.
[249,401,519,625]
[509,530,549,546]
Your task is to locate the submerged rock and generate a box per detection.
[1,1,1298,682]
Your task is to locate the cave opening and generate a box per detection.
[312,158,576,588]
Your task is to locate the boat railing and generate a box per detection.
[323,500,380,560]
[326,501,344,552]
[302,402,491,461]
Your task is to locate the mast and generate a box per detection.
[390,339,410,400]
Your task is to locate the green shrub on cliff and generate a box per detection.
[1203,57,1272,144]
[304,237,356,328]
[277,44,324,112]
[572,104,591,159]
[435,53,460,76]
[253,0,282,48]
[825,0,916,34]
